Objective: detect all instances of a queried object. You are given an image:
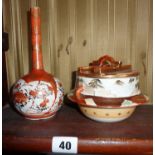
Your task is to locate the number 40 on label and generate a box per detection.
[59,141,71,150]
[52,136,78,154]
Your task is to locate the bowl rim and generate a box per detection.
[67,90,149,109]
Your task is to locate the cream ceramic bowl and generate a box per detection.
[67,91,149,123]
[70,55,149,122]
[79,105,136,122]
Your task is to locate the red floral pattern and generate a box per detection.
[14,92,27,103]
[13,78,64,118]
[40,99,49,107]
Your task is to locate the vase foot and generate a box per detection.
[24,114,56,120]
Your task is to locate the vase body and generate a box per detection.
[12,7,64,120]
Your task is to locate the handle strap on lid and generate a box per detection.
[89,55,122,68]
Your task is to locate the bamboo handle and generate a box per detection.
[75,86,85,104]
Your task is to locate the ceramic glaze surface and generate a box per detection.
[12,7,64,120]
[13,78,64,117]
[76,76,140,98]
[67,89,148,122]
[80,106,136,122]
[54,78,64,109]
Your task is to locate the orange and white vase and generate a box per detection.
[12,7,64,120]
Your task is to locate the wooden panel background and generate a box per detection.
[2,0,153,102]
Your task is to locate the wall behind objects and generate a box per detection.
[3,0,152,102]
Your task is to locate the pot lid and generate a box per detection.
[77,55,139,78]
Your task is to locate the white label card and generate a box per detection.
[52,136,78,154]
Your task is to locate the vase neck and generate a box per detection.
[31,7,43,70]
